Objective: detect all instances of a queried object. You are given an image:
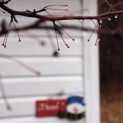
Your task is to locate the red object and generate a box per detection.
[36,99,68,117]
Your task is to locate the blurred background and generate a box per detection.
[0,1,100,123]
[99,0,123,123]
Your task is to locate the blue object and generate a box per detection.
[68,96,85,106]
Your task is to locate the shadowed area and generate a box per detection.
[99,0,123,123]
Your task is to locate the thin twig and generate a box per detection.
[0,71,11,110]
[0,53,41,76]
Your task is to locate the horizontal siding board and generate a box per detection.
[0,0,85,122]
[0,76,83,98]
[0,57,83,77]
[0,117,85,123]
[6,0,82,14]
[0,37,83,56]
[0,95,83,118]
[7,0,82,15]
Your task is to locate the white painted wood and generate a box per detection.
[0,76,83,98]
[0,0,85,122]
[0,95,84,118]
[7,0,82,15]
[0,0,100,123]
[0,117,85,123]
[0,37,83,56]
[0,57,83,77]
[83,0,100,123]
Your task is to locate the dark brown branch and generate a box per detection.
[0,19,122,37]
[1,3,123,22]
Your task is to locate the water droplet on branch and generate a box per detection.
[99,19,103,23]
[114,15,118,19]
[108,17,111,21]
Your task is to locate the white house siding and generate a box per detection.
[0,0,100,123]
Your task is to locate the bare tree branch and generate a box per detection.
[0,0,123,45]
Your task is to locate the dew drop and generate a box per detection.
[108,17,111,21]
[114,15,118,19]
[99,19,103,23]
